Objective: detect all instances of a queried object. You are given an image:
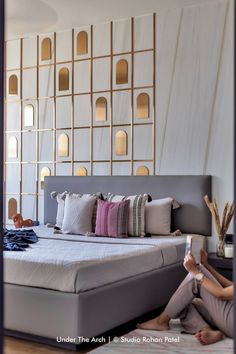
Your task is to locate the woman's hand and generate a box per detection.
[200,249,208,267]
[183,252,198,274]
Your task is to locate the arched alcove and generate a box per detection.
[77,31,88,55]
[40,167,51,189]
[95,97,107,122]
[136,93,149,119]
[24,104,34,127]
[115,130,128,156]
[116,59,128,85]
[58,133,69,157]
[136,166,149,176]
[77,167,87,176]
[8,198,17,219]
[41,37,52,61]
[9,74,18,95]
[8,136,18,159]
[59,67,69,91]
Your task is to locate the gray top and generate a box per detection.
[44,175,212,235]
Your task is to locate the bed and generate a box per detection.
[4,175,212,350]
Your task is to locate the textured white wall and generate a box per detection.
[155,0,233,251]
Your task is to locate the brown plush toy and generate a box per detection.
[12,214,33,228]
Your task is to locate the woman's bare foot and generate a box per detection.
[137,314,170,331]
[195,329,224,345]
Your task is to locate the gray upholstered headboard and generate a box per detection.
[44,175,212,236]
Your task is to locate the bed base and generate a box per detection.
[4,262,186,350]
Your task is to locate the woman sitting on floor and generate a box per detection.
[137,249,233,345]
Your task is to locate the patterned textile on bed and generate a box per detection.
[3,229,38,251]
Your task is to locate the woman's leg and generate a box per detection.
[137,272,199,330]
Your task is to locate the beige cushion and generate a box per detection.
[62,194,96,235]
[145,197,177,235]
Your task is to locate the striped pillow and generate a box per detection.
[107,193,150,237]
[95,199,130,238]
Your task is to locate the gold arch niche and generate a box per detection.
[9,74,18,95]
[95,97,107,122]
[24,104,34,127]
[8,198,17,219]
[116,59,128,85]
[8,136,18,159]
[136,93,150,119]
[77,167,87,176]
[41,37,52,61]
[41,167,51,189]
[115,130,128,156]
[136,166,149,176]
[59,67,69,91]
[58,133,69,157]
[77,31,88,55]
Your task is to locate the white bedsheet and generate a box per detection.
[4,225,187,293]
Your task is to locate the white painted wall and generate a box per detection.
[155,0,233,251]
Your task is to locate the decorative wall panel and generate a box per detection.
[74,60,91,93]
[134,52,153,87]
[74,26,91,60]
[134,14,153,51]
[93,92,110,126]
[22,68,37,99]
[74,163,90,176]
[113,127,131,160]
[39,33,54,65]
[39,66,54,98]
[93,22,110,57]
[74,129,90,161]
[113,55,131,89]
[38,131,54,161]
[22,132,36,162]
[57,64,72,94]
[5,102,21,132]
[113,18,131,54]
[22,164,37,194]
[22,36,37,68]
[24,103,35,127]
[56,30,72,63]
[4,13,156,224]
[74,95,91,127]
[6,39,21,70]
[56,96,72,128]
[39,98,54,129]
[93,58,110,92]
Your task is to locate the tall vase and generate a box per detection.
[216,239,225,257]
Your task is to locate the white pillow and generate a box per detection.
[50,191,68,228]
[62,194,96,235]
[145,197,179,235]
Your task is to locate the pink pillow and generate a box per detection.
[95,199,130,237]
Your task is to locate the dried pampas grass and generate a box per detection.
[204,195,234,241]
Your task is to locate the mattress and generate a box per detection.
[4,225,187,293]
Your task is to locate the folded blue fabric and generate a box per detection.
[3,229,38,251]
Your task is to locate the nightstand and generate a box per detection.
[208,253,233,281]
